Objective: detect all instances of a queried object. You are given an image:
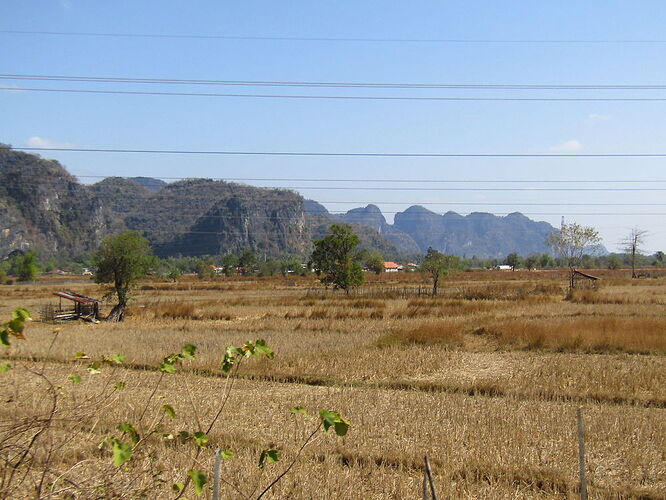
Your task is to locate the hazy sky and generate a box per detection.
[3,1,666,252]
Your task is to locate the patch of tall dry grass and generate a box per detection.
[483,316,666,354]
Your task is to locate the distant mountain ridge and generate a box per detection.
[1,146,557,260]
[308,202,556,258]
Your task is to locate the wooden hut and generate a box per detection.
[41,291,100,322]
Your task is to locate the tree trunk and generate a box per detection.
[106,303,125,322]
[631,247,637,278]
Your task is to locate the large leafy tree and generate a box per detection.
[420,247,460,296]
[310,224,364,294]
[546,222,601,289]
[93,232,155,321]
[15,252,40,282]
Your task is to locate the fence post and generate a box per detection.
[424,455,438,500]
[212,448,222,500]
[422,467,429,500]
[577,408,588,500]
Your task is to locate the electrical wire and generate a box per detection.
[7,86,666,101]
[14,146,666,158]
[3,73,666,90]
[3,29,666,44]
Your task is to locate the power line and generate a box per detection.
[87,185,666,192]
[14,146,666,158]
[3,29,666,44]
[104,213,666,220]
[7,86,666,102]
[3,73,666,90]
[74,174,666,184]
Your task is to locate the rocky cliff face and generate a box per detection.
[0,147,557,260]
[0,148,391,259]
[393,206,556,258]
[0,147,110,257]
[338,204,421,255]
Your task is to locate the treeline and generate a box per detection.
[496,251,666,271]
[2,247,666,284]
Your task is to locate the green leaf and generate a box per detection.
[114,381,126,391]
[166,353,185,364]
[254,339,274,359]
[258,449,280,468]
[12,308,31,321]
[68,374,81,383]
[159,362,176,374]
[87,362,102,375]
[0,362,11,373]
[0,329,9,347]
[334,420,350,437]
[162,404,177,419]
[74,351,88,359]
[187,469,208,496]
[163,433,174,440]
[118,422,140,445]
[290,406,308,415]
[319,410,351,436]
[106,353,126,365]
[193,431,209,448]
[220,449,234,459]
[7,319,24,335]
[111,438,132,466]
[181,344,196,359]
[172,482,185,492]
[243,341,257,357]
[178,431,191,441]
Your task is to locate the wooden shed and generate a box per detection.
[41,291,100,322]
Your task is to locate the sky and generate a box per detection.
[2,1,666,253]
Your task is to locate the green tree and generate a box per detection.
[539,253,554,269]
[195,259,214,280]
[279,257,302,276]
[654,250,665,266]
[310,224,364,294]
[608,255,622,270]
[167,267,182,282]
[420,247,460,296]
[93,232,155,322]
[16,252,39,282]
[524,254,538,271]
[505,252,520,271]
[220,253,239,276]
[363,251,385,275]
[238,249,257,276]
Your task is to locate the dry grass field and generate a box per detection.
[1,270,665,498]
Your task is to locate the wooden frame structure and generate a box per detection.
[41,291,100,322]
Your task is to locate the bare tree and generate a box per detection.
[546,223,601,290]
[620,227,649,278]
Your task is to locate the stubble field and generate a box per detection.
[1,270,665,499]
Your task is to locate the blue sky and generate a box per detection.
[3,1,666,252]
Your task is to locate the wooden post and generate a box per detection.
[212,448,222,500]
[577,408,588,500]
[422,467,429,500]
[424,455,438,500]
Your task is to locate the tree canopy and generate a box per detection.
[546,223,601,269]
[310,224,364,294]
[93,232,155,321]
[420,247,460,296]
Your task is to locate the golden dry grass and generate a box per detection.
[1,270,665,498]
